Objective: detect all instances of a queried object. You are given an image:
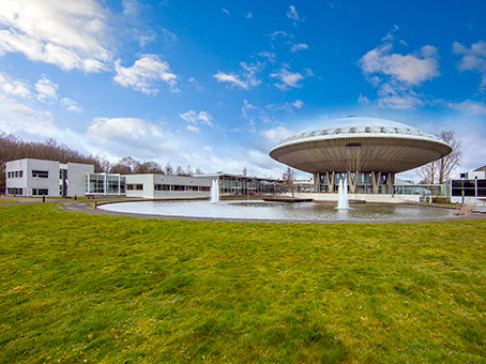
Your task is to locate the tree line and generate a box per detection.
[0,133,201,193]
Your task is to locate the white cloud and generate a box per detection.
[261,126,294,143]
[360,43,439,85]
[186,124,199,132]
[114,54,178,95]
[358,94,370,105]
[246,12,253,19]
[213,72,248,89]
[286,5,302,25]
[161,28,178,46]
[35,76,58,102]
[87,117,161,141]
[258,51,276,62]
[213,62,261,90]
[453,40,486,92]
[0,72,30,98]
[179,110,213,128]
[448,100,486,115]
[61,97,83,113]
[293,100,304,109]
[0,0,111,72]
[381,25,399,42]
[290,43,308,53]
[0,93,58,136]
[242,99,258,120]
[359,42,440,109]
[222,8,230,15]
[269,31,288,39]
[271,67,305,90]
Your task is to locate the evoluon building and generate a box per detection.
[269,117,452,194]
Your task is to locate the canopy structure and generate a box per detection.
[269,117,452,194]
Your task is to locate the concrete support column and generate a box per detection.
[386,172,395,194]
[326,171,335,193]
[314,172,320,193]
[348,170,359,194]
[371,171,381,194]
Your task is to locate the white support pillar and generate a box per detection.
[314,172,321,193]
[372,171,381,194]
[326,171,335,193]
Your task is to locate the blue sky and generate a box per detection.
[0,0,485,180]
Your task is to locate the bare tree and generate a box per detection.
[419,130,461,184]
[165,163,173,175]
[110,156,140,174]
[135,161,164,174]
[282,167,295,197]
[175,165,184,176]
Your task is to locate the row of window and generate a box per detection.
[125,184,211,192]
[7,170,23,178]
[126,184,143,191]
[154,184,210,192]
[32,188,49,196]
[32,170,49,178]
[7,170,50,178]
[7,188,23,195]
[6,188,48,196]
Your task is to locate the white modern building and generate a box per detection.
[5,158,215,199]
[451,165,486,204]
[6,158,94,197]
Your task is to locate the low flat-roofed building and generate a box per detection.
[6,158,94,197]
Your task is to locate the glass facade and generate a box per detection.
[218,175,281,195]
[452,179,486,198]
[317,172,393,194]
[87,174,125,195]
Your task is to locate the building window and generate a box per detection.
[7,171,11,178]
[19,170,23,178]
[32,170,49,178]
[7,188,23,195]
[32,188,49,196]
[154,184,170,191]
[127,184,143,191]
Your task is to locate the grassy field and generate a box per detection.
[0,203,484,363]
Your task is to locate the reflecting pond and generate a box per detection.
[98,199,456,222]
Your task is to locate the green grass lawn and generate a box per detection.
[0,203,484,363]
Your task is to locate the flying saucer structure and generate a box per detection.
[269,117,452,194]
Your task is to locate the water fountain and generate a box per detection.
[210,179,220,203]
[337,178,349,210]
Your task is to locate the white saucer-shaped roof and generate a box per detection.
[269,117,452,174]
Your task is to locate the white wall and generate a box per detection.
[125,174,154,198]
[67,163,94,197]
[6,159,28,195]
[469,170,486,179]
[27,159,60,197]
